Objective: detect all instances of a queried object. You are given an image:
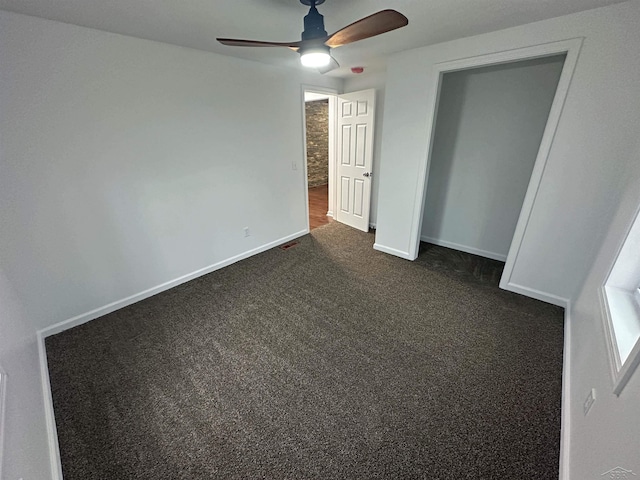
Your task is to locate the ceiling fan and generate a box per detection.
[217,0,408,74]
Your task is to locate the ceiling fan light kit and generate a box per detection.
[300,48,331,67]
[217,0,408,74]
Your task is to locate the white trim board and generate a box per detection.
[499,39,583,296]
[373,243,413,260]
[39,229,307,338]
[559,304,572,480]
[406,38,584,305]
[420,235,507,262]
[502,282,569,308]
[37,228,309,478]
[38,333,64,480]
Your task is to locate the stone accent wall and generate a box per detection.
[305,99,329,187]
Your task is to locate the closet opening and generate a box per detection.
[419,54,567,270]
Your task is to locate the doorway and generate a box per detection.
[302,87,377,233]
[420,54,566,262]
[304,91,334,230]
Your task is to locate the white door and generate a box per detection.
[336,89,375,232]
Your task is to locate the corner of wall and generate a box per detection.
[36,332,63,480]
[559,302,572,480]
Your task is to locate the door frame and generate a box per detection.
[410,38,583,304]
[301,85,339,233]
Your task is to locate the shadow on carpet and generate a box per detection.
[46,222,564,479]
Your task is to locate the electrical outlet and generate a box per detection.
[583,388,596,416]
[243,227,250,237]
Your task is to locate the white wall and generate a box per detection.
[0,11,341,479]
[0,10,341,334]
[0,269,52,479]
[375,2,640,477]
[566,146,640,478]
[421,56,565,261]
[344,71,386,227]
[375,0,640,303]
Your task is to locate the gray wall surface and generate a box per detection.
[421,55,565,260]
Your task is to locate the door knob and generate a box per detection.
[363,172,373,177]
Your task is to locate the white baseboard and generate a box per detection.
[420,235,507,262]
[33,227,570,479]
[37,332,64,480]
[36,229,309,479]
[559,304,572,480]
[373,243,415,260]
[500,281,569,308]
[39,230,307,338]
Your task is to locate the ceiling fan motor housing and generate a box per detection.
[302,4,328,41]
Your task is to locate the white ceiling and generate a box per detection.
[0,0,626,77]
[305,92,331,102]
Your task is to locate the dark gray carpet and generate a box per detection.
[46,223,564,479]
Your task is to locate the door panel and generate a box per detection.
[340,176,350,213]
[353,179,365,217]
[336,89,375,232]
[341,125,352,165]
[355,124,367,167]
[342,101,353,117]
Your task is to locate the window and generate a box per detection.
[600,205,640,395]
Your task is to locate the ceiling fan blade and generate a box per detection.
[325,10,408,48]
[217,38,302,51]
[317,56,340,75]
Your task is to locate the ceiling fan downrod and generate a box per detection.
[301,0,327,41]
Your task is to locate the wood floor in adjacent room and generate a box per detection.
[308,184,332,230]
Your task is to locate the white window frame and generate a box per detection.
[600,204,640,395]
